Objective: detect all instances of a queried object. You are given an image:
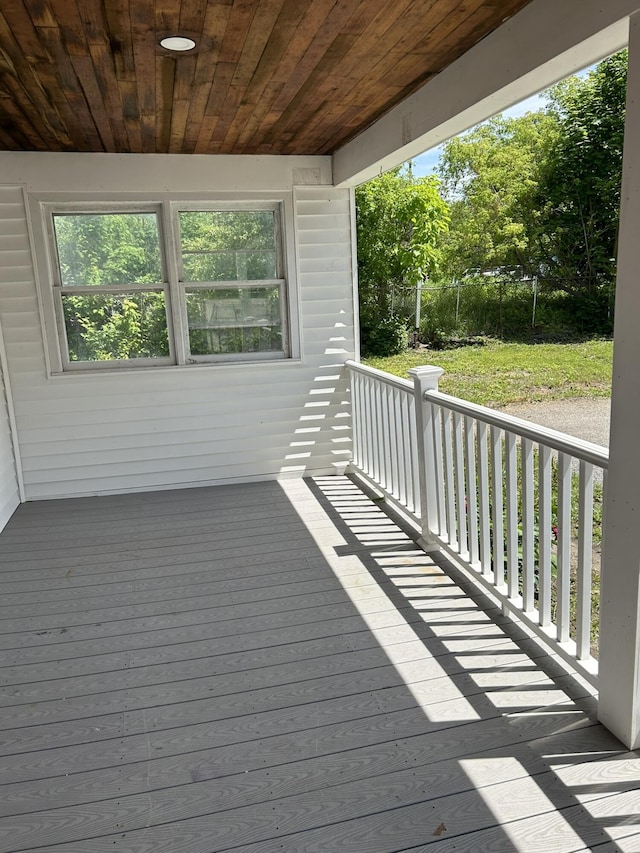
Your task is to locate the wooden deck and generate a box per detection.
[0,475,639,853]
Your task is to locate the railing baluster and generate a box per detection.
[443,408,456,548]
[538,444,553,627]
[465,415,479,567]
[521,437,535,613]
[477,420,491,574]
[402,393,411,512]
[384,384,395,497]
[399,392,410,511]
[387,385,398,497]
[577,460,594,660]
[364,375,374,479]
[349,371,358,468]
[432,404,446,538]
[365,375,373,479]
[359,372,367,472]
[490,425,505,589]
[358,374,367,473]
[556,452,572,644]
[345,361,606,688]
[380,383,390,490]
[453,411,468,558]
[408,395,420,516]
[354,374,368,469]
[395,388,407,507]
[505,431,519,601]
[376,385,386,486]
[374,380,384,484]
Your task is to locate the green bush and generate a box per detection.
[558,289,614,336]
[360,314,408,357]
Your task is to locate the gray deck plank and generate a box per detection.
[0,621,543,688]
[0,641,540,732]
[0,746,603,853]
[0,476,637,852]
[0,557,352,603]
[0,571,380,623]
[0,597,406,656]
[0,606,414,668]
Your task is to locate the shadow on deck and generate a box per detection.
[0,475,638,852]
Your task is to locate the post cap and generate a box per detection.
[408,365,444,391]
[408,365,444,379]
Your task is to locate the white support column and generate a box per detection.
[598,11,640,750]
[409,366,444,552]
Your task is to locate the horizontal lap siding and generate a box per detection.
[0,179,355,499]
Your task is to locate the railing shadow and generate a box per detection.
[304,473,639,852]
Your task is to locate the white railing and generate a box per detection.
[348,361,422,526]
[346,360,608,686]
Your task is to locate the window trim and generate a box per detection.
[32,193,299,374]
[173,203,288,364]
[47,203,176,370]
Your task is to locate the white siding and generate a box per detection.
[0,156,356,499]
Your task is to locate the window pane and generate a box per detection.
[179,211,277,281]
[186,287,283,355]
[53,212,162,286]
[62,292,170,361]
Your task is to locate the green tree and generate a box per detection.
[438,111,556,280]
[54,212,162,287]
[179,210,277,282]
[54,212,169,361]
[540,50,626,319]
[432,52,626,339]
[355,167,449,355]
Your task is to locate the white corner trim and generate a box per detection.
[0,316,25,502]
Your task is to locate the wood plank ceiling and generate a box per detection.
[0,0,534,156]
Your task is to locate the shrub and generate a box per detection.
[360,314,408,357]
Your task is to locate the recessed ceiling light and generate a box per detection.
[160,36,196,52]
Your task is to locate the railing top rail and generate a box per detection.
[345,359,413,392]
[425,389,609,469]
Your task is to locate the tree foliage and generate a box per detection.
[54,212,169,361]
[179,210,277,282]
[438,112,556,279]
[541,50,627,296]
[429,51,626,339]
[355,167,449,355]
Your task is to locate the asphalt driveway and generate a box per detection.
[499,398,610,448]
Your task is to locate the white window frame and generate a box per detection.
[32,194,299,373]
[173,202,289,365]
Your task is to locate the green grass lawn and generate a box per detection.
[364,339,613,407]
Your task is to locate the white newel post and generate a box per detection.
[409,366,444,552]
[598,11,640,750]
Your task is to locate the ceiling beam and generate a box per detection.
[333,0,639,187]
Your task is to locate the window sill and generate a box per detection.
[47,358,305,379]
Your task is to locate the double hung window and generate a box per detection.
[42,201,291,371]
[179,209,286,360]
